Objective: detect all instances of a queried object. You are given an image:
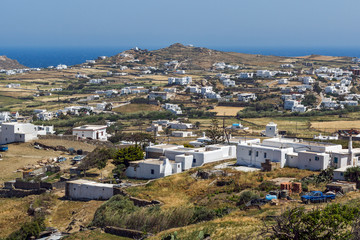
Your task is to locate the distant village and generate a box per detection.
[1,44,360,239]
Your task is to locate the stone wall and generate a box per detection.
[113,188,162,207]
[104,226,151,239]
[0,188,47,198]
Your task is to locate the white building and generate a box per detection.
[292,104,307,113]
[37,111,54,121]
[164,103,182,115]
[321,98,340,109]
[168,76,192,85]
[6,83,21,88]
[89,79,107,84]
[222,79,236,87]
[171,131,196,138]
[238,73,254,79]
[238,93,257,102]
[126,157,178,179]
[236,143,294,168]
[56,64,67,70]
[300,76,314,85]
[72,125,108,141]
[168,122,193,129]
[65,179,115,200]
[265,122,278,137]
[340,101,358,106]
[0,122,54,145]
[278,78,289,84]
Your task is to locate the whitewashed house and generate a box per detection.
[0,122,54,145]
[72,125,108,141]
[222,79,236,87]
[292,104,307,113]
[171,131,196,137]
[89,79,107,84]
[164,103,182,115]
[284,100,299,110]
[238,93,257,102]
[37,111,54,121]
[168,122,193,129]
[126,157,179,179]
[238,73,254,79]
[168,76,192,85]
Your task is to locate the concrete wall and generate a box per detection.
[126,162,163,179]
[236,144,293,168]
[175,155,193,170]
[297,152,330,171]
[66,182,114,200]
[285,154,299,168]
[333,171,346,181]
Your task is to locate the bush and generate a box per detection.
[237,190,259,206]
[257,181,278,192]
[262,203,360,239]
[6,217,45,240]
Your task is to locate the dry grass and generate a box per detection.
[113,103,161,114]
[311,120,360,132]
[0,142,62,184]
[47,198,104,233]
[0,197,32,238]
[35,139,97,152]
[209,106,244,116]
[66,229,130,240]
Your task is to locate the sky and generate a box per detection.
[1,0,360,49]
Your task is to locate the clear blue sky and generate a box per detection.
[1,0,359,48]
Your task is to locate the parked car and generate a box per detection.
[71,155,85,164]
[57,156,67,163]
[301,191,335,204]
[0,145,8,152]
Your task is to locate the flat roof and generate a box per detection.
[73,125,107,131]
[263,137,341,147]
[147,144,179,149]
[131,158,176,165]
[67,179,114,188]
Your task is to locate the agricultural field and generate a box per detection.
[209,106,244,116]
[113,103,162,114]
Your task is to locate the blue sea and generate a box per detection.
[1,46,360,68]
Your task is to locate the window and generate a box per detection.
[334,157,338,164]
[151,169,154,174]
[264,153,267,158]
[249,150,252,156]
[315,156,319,161]
[178,165,180,168]
[309,159,311,162]
[341,173,344,176]
[193,159,196,163]
[256,151,258,157]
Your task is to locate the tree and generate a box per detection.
[345,166,360,188]
[104,103,113,111]
[313,82,322,94]
[302,94,317,107]
[113,146,144,167]
[195,121,201,129]
[78,147,115,176]
[206,118,223,144]
[262,203,360,240]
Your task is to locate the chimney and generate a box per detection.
[202,132,206,137]
[349,135,354,166]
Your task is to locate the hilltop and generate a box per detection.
[108,43,288,69]
[104,43,353,70]
[0,55,26,70]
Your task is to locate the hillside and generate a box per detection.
[0,55,26,70]
[107,43,288,70]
